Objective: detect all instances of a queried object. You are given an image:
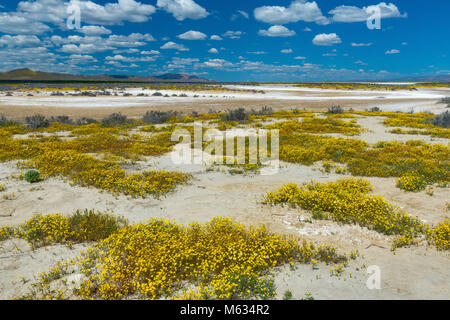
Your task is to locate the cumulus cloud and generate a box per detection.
[312,33,342,46]
[222,31,243,39]
[208,48,218,54]
[105,54,156,62]
[258,25,296,37]
[294,56,306,60]
[157,0,209,21]
[0,35,42,47]
[281,49,293,53]
[254,0,329,25]
[200,58,234,69]
[77,26,112,36]
[329,2,406,23]
[210,35,223,40]
[68,54,98,64]
[141,50,160,55]
[0,12,50,35]
[177,30,207,40]
[57,33,155,53]
[385,49,400,54]
[160,41,189,51]
[61,43,114,54]
[18,0,156,26]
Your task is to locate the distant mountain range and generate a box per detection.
[1,68,449,83]
[0,68,211,82]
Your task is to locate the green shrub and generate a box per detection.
[24,114,50,129]
[426,111,450,128]
[142,110,178,124]
[221,108,249,122]
[67,209,127,242]
[327,105,344,114]
[50,116,74,125]
[24,170,40,183]
[101,113,128,127]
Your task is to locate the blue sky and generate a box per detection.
[0,0,448,81]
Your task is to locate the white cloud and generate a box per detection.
[254,0,329,25]
[232,10,249,20]
[177,30,207,40]
[0,12,50,35]
[141,50,160,55]
[18,0,156,26]
[329,2,406,23]
[323,52,337,56]
[0,35,42,47]
[351,42,373,47]
[105,54,156,62]
[114,48,140,54]
[281,49,293,54]
[77,26,112,36]
[258,25,296,37]
[208,48,218,54]
[200,58,234,69]
[294,56,306,60]
[237,10,249,19]
[157,0,209,21]
[160,41,189,51]
[53,33,155,54]
[385,49,400,54]
[210,35,223,40]
[248,51,268,55]
[61,43,114,54]
[222,31,243,39]
[303,27,312,32]
[68,54,97,64]
[312,33,342,46]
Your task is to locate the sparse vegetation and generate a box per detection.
[101,113,129,127]
[142,110,179,124]
[221,108,249,122]
[426,111,450,128]
[327,105,344,114]
[24,114,50,129]
[24,170,40,183]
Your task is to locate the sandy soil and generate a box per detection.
[0,116,448,300]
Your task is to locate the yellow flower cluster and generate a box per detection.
[345,140,449,187]
[382,112,450,139]
[63,218,346,300]
[279,133,367,165]
[396,173,428,192]
[28,148,190,197]
[266,117,362,136]
[73,168,191,198]
[4,210,127,248]
[264,178,424,240]
[0,225,13,240]
[426,220,450,250]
